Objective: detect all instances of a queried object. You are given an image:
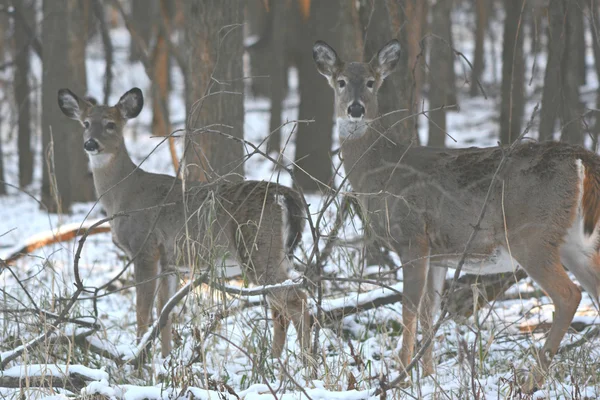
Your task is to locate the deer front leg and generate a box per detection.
[157,265,177,358]
[396,241,429,376]
[134,254,159,345]
[420,263,447,377]
[271,307,290,358]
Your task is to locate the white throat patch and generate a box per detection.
[88,153,113,169]
[337,118,369,140]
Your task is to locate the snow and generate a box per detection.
[2,364,108,382]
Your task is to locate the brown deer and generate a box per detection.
[57,87,311,359]
[313,39,600,392]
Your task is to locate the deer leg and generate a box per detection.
[271,306,290,358]
[134,254,159,344]
[518,249,581,392]
[157,264,177,357]
[397,242,429,374]
[420,263,447,377]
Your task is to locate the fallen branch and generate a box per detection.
[0,364,108,392]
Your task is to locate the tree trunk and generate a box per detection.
[68,0,95,203]
[0,113,5,195]
[292,0,339,192]
[590,0,600,150]
[42,0,73,213]
[560,0,584,144]
[266,0,288,155]
[499,0,525,145]
[152,0,171,138]
[246,0,272,98]
[129,0,155,62]
[573,0,586,87]
[470,0,488,97]
[427,0,453,148]
[184,0,244,182]
[13,0,34,188]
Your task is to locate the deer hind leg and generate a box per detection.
[420,263,447,377]
[157,262,177,358]
[396,241,429,374]
[268,288,311,358]
[134,252,160,344]
[517,247,581,392]
[271,307,290,358]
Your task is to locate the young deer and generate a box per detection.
[57,87,311,359]
[314,40,600,391]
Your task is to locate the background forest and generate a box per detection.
[1,0,600,399]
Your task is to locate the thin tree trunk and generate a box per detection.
[590,0,600,149]
[152,0,171,138]
[13,0,34,188]
[0,113,5,195]
[292,0,339,192]
[539,0,568,141]
[499,0,525,145]
[42,0,73,213]
[470,0,488,97]
[427,0,453,148]
[184,0,244,182]
[129,0,155,62]
[266,0,288,155]
[68,0,95,203]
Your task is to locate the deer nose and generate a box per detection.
[84,139,99,152]
[348,103,365,119]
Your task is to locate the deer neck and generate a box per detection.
[340,123,407,192]
[88,142,138,212]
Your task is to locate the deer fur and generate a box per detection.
[57,87,311,359]
[313,39,600,392]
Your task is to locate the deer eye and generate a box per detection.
[105,122,116,130]
[83,121,90,129]
[337,79,346,88]
[366,80,375,89]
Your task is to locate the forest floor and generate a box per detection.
[2,18,600,400]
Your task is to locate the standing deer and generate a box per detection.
[313,39,600,391]
[57,88,311,359]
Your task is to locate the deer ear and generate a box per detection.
[313,40,343,79]
[371,39,401,79]
[84,96,99,106]
[116,88,144,120]
[58,89,86,120]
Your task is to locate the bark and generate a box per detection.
[591,0,600,149]
[41,0,73,213]
[499,0,525,145]
[470,0,488,97]
[246,0,272,98]
[427,0,454,148]
[129,0,155,62]
[152,0,171,138]
[12,0,34,188]
[184,0,245,182]
[0,113,5,195]
[68,0,95,203]
[292,0,339,192]
[266,0,288,154]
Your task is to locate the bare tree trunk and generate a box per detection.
[246,0,272,98]
[152,0,171,137]
[184,0,244,182]
[68,0,95,203]
[590,0,600,149]
[42,0,73,213]
[0,113,5,195]
[292,0,339,192]
[12,0,34,188]
[573,0,586,87]
[499,0,525,145]
[129,0,155,62]
[427,0,453,148]
[470,0,488,97]
[266,0,288,154]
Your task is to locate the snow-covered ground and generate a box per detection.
[2,11,600,400]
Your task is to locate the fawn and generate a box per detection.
[313,39,600,392]
[58,87,311,359]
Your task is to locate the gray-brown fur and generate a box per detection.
[57,87,310,359]
[314,39,600,392]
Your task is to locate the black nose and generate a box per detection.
[84,139,99,152]
[348,103,365,118]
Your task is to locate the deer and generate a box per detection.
[313,39,600,392]
[57,87,311,360]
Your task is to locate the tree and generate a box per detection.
[499,0,525,145]
[68,0,95,202]
[427,0,454,148]
[151,0,172,139]
[129,0,155,62]
[539,0,584,144]
[12,0,34,188]
[470,0,488,97]
[184,1,245,182]
[291,0,340,192]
